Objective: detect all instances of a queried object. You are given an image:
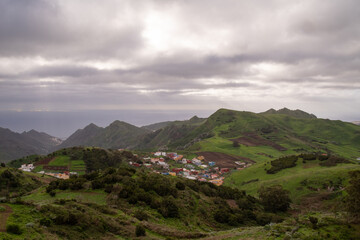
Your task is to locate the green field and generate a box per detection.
[225,159,360,202]
[38,155,86,174]
[22,187,107,205]
[48,155,70,166]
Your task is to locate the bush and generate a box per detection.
[175,181,185,190]
[160,197,179,218]
[49,190,56,197]
[258,185,291,212]
[134,210,148,221]
[345,170,360,220]
[214,209,230,223]
[6,224,22,235]
[135,225,146,237]
[266,156,297,174]
[40,218,52,227]
[309,216,318,229]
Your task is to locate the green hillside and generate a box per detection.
[0,167,50,198]
[8,147,141,174]
[174,108,360,162]
[136,116,208,150]
[0,162,278,239]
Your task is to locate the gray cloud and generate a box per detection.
[0,0,359,125]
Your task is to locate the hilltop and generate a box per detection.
[261,107,317,119]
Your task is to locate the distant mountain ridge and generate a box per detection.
[0,127,62,162]
[3,108,360,162]
[57,120,150,150]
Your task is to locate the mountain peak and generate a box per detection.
[189,115,199,121]
[84,123,100,129]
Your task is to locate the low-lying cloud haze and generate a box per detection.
[0,0,359,137]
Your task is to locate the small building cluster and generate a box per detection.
[19,164,34,172]
[37,171,78,179]
[128,151,252,186]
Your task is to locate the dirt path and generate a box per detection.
[0,204,13,232]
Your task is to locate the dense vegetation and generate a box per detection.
[266,155,298,174]
[45,166,280,228]
[266,153,350,174]
[345,170,360,221]
[0,166,44,198]
[1,145,360,239]
[8,147,140,173]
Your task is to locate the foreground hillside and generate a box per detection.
[2,148,360,239]
[0,161,275,239]
[1,164,360,239]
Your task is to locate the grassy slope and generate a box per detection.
[179,109,360,206]
[183,109,360,161]
[0,167,50,198]
[22,187,107,205]
[225,160,360,202]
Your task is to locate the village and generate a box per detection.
[18,163,77,180]
[129,151,252,186]
[18,151,252,184]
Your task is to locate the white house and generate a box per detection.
[19,164,35,172]
[154,152,162,156]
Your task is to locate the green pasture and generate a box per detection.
[225,159,360,203]
[22,187,107,205]
[48,155,70,166]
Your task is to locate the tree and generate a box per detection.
[345,170,360,221]
[135,225,146,237]
[258,185,291,212]
[6,224,22,235]
[233,141,240,148]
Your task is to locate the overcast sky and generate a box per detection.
[0,0,359,137]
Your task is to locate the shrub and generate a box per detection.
[49,190,56,197]
[6,224,22,235]
[175,181,185,190]
[266,156,297,174]
[258,185,291,212]
[135,225,146,237]
[134,210,148,221]
[40,218,52,227]
[214,209,230,223]
[309,216,318,229]
[160,197,179,218]
[345,170,360,220]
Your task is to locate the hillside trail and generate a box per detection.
[0,204,13,232]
